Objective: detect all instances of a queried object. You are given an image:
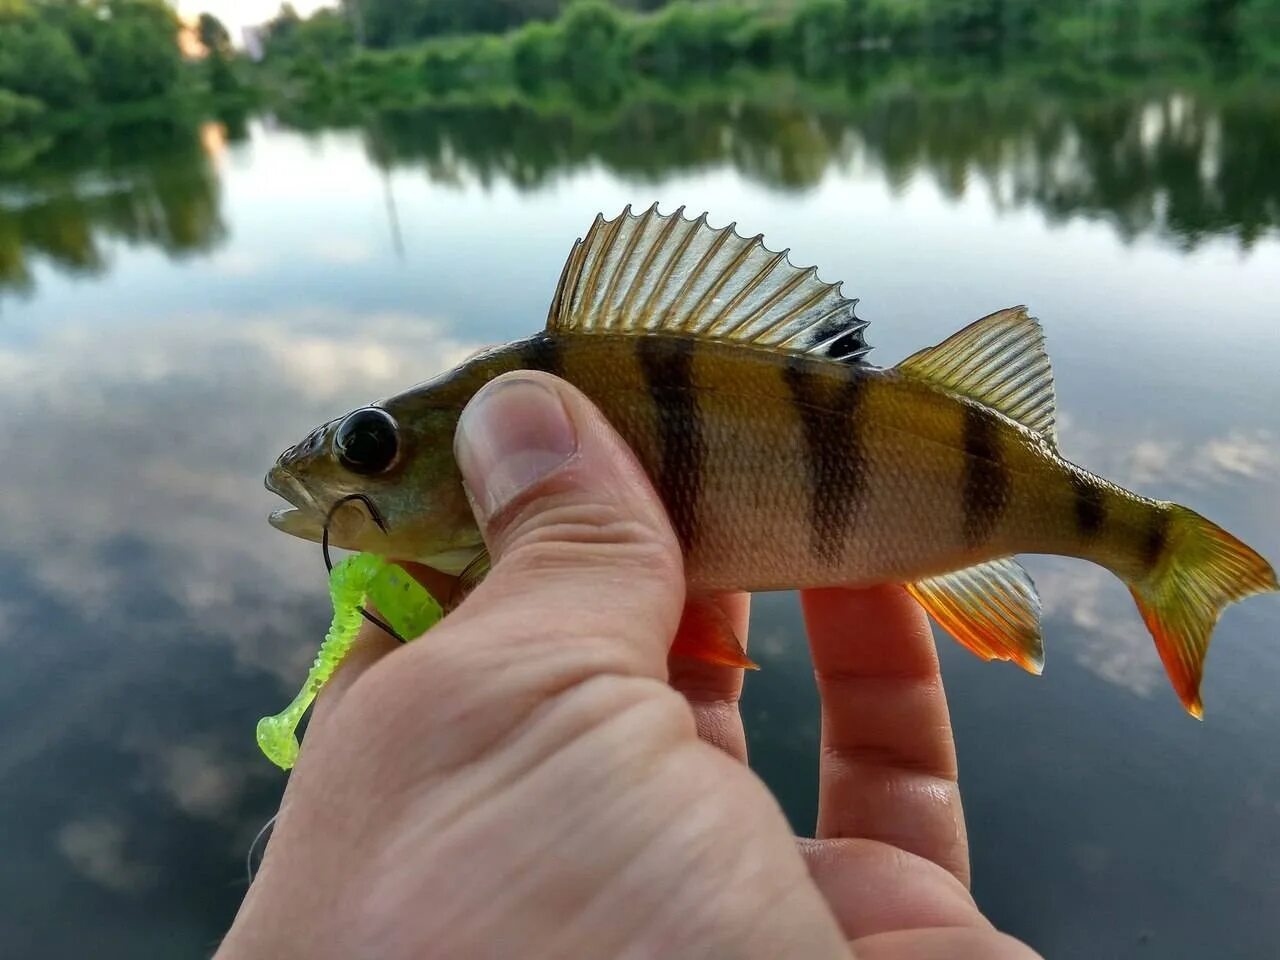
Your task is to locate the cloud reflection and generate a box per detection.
[146,741,256,822]
[1036,417,1277,699]
[0,291,1274,956]
[1121,429,1278,490]
[0,309,479,647]
[57,818,158,894]
[0,305,484,943]
[1035,559,1165,700]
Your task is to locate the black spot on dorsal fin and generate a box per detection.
[809,302,870,363]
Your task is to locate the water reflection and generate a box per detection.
[4,68,1280,296]
[0,116,226,295]
[339,74,1280,250]
[0,305,481,956]
[1,68,1278,959]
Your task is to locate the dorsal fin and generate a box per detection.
[547,204,870,363]
[896,306,1057,446]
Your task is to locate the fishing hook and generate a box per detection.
[448,549,491,610]
[322,494,407,644]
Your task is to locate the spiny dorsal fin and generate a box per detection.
[905,557,1044,675]
[896,307,1057,447]
[547,204,870,363]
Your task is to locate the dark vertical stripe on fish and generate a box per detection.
[1069,471,1107,539]
[637,336,703,553]
[1142,507,1171,573]
[520,333,562,379]
[961,405,1010,547]
[783,361,867,566]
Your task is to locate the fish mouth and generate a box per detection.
[265,466,324,541]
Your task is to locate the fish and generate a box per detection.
[266,204,1277,717]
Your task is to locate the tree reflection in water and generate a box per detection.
[2,61,1277,294]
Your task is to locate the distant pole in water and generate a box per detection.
[382,168,404,261]
[364,120,403,259]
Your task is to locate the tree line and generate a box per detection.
[259,0,1280,107]
[272,0,1278,53]
[3,0,1277,127]
[0,0,242,126]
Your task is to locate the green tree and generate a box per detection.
[632,1,747,77]
[198,11,231,53]
[1198,0,1243,45]
[208,51,240,94]
[296,9,357,60]
[265,2,303,53]
[89,4,183,103]
[0,18,92,109]
[266,3,355,61]
[0,88,44,128]
[789,0,848,75]
[512,20,563,88]
[359,0,634,48]
[560,0,628,100]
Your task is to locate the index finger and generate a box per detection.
[801,585,969,886]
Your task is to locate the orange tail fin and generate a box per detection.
[1128,505,1277,717]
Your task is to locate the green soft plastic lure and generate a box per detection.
[256,553,443,770]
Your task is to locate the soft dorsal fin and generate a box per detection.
[905,557,1044,674]
[547,204,870,363]
[896,307,1057,446]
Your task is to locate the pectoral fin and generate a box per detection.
[906,558,1044,674]
[670,594,758,669]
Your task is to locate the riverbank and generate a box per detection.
[258,0,1280,112]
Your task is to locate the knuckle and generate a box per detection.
[543,672,696,755]
[554,670,676,725]
[496,495,682,584]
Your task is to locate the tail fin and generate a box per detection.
[1128,505,1277,718]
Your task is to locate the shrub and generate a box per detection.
[789,0,849,75]
[0,20,91,109]
[0,88,45,127]
[632,2,764,77]
[559,1,630,99]
[512,20,564,89]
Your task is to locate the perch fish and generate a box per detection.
[266,205,1277,716]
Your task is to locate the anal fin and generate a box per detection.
[905,558,1044,674]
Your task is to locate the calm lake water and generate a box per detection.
[2,70,1278,957]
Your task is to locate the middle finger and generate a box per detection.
[802,584,969,886]
[667,592,751,761]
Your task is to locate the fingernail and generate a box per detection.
[454,377,578,520]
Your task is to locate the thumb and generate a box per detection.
[452,371,686,677]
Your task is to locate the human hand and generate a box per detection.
[679,584,1040,958]
[219,372,1040,959]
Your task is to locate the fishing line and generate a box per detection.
[245,812,278,885]
[322,494,406,643]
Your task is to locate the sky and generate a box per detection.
[177,0,331,34]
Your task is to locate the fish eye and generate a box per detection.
[334,407,400,476]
